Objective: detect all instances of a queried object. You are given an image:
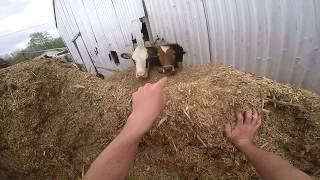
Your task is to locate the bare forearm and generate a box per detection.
[85,78,167,180]
[84,121,141,180]
[239,144,312,180]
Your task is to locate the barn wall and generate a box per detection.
[54,0,97,74]
[54,0,320,93]
[54,0,81,65]
[144,0,320,93]
[82,0,146,71]
[53,0,146,75]
[144,0,211,66]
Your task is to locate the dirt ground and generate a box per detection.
[0,60,319,179]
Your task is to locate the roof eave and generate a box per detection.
[52,0,58,28]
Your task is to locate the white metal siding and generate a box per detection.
[55,0,320,93]
[144,0,211,66]
[54,0,146,74]
[55,0,96,73]
[109,0,146,70]
[55,0,89,67]
[69,0,102,73]
[144,0,320,93]
[81,0,118,71]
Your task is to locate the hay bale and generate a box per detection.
[0,60,319,179]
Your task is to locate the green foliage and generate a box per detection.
[4,31,66,64]
[27,32,52,51]
[5,50,29,65]
[27,32,65,51]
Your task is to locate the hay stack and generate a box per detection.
[0,60,319,179]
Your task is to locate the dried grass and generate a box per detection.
[0,59,319,179]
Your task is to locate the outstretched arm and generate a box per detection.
[224,109,312,180]
[84,78,167,180]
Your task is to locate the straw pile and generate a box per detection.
[0,60,319,179]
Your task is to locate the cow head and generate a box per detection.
[157,44,186,75]
[121,46,151,79]
[121,44,185,78]
[157,46,175,74]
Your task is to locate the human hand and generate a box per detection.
[124,78,167,138]
[224,109,262,150]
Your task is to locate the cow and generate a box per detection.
[156,44,185,74]
[120,43,185,78]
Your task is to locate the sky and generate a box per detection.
[0,0,59,56]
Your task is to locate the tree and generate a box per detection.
[27,32,65,51]
[48,37,65,49]
[4,31,66,64]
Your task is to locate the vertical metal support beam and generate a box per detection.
[201,0,213,62]
[72,32,88,72]
[142,0,154,44]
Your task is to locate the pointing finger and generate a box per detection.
[153,77,167,89]
[145,83,152,88]
[138,87,143,92]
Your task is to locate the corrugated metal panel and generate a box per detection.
[54,0,86,66]
[112,0,145,24]
[81,0,118,71]
[80,0,145,71]
[55,0,146,73]
[203,0,320,93]
[55,0,320,93]
[55,0,97,74]
[68,0,100,70]
[144,0,320,93]
[111,0,146,70]
[94,0,131,71]
[301,0,320,92]
[112,0,145,47]
[144,0,211,66]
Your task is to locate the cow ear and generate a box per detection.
[121,53,133,59]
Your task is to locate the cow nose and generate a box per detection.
[163,65,175,73]
[136,72,148,78]
[163,66,173,71]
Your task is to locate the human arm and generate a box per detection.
[224,109,312,180]
[84,78,167,180]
